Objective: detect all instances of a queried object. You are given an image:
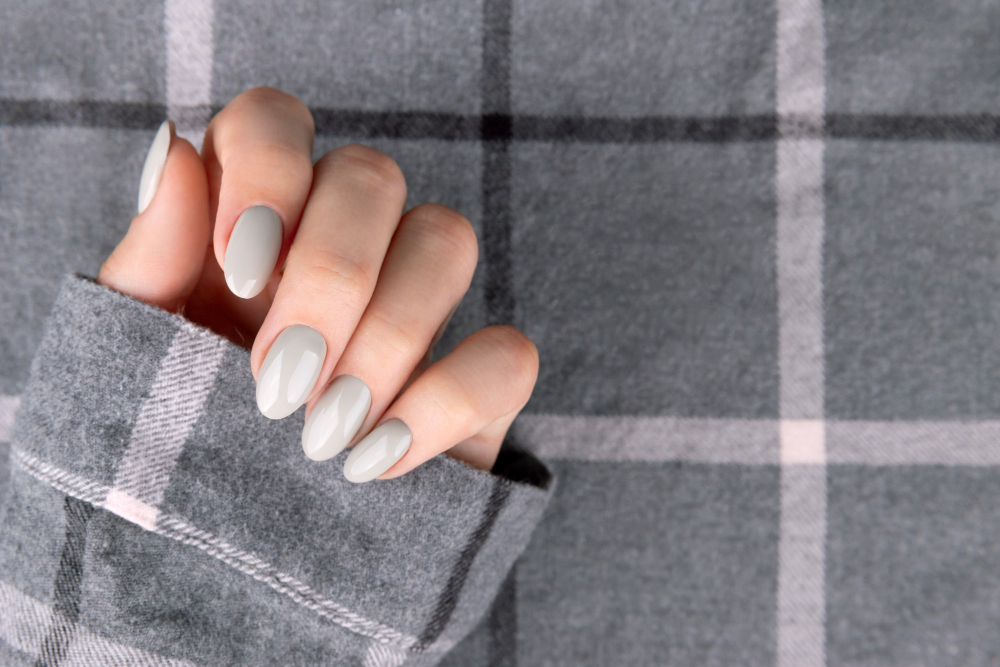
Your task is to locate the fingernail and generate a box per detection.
[343,419,412,483]
[224,206,283,299]
[137,120,172,214]
[256,325,327,420]
[302,375,372,461]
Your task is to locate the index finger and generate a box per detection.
[203,87,315,299]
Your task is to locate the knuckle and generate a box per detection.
[433,372,481,432]
[403,204,479,279]
[322,144,407,204]
[237,142,313,183]
[295,249,373,309]
[364,310,421,359]
[484,325,540,387]
[232,87,314,129]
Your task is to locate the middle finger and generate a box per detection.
[251,144,407,419]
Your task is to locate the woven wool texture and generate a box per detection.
[2,0,1000,665]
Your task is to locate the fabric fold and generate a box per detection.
[1,274,552,666]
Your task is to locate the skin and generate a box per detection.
[98,87,538,479]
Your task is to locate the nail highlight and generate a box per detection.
[343,419,412,483]
[256,325,327,420]
[137,120,172,214]
[302,375,372,461]
[224,206,283,299]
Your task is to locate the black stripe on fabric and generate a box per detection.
[0,99,165,130]
[514,113,777,142]
[487,567,518,667]
[414,479,512,651]
[310,108,481,141]
[481,0,515,327]
[4,99,1000,143]
[34,497,96,667]
[826,113,1000,141]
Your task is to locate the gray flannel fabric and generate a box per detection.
[2,0,1000,665]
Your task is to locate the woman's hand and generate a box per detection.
[98,87,538,483]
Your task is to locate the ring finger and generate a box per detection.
[300,202,478,460]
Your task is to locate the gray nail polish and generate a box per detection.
[256,325,327,420]
[343,419,412,483]
[224,206,282,299]
[302,375,372,461]
[137,120,172,214]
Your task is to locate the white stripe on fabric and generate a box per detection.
[166,0,215,149]
[0,394,20,442]
[515,414,780,464]
[0,580,198,667]
[517,414,1000,466]
[12,448,418,651]
[64,624,197,667]
[777,138,825,419]
[775,0,827,664]
[363,640,410,667]
[113,324,225,508]
[827,421,1000,465]
[0,579,53,657]
[776,466,827,667]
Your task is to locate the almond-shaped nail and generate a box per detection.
[302,375,372,461]
[343,419,412,483]
[256,325,327,420]
[137,120,172,214]
[224,206,282,299]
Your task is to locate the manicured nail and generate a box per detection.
[256,325,327,420]
[137,120,172,214]
[302,375,372,461]
[343,419,412,483]
[224,206,283,299]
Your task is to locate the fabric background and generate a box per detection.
[2,0,1000,665]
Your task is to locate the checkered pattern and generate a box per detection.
[2,0,1000,664]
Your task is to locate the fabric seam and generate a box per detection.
[11,448,419,650]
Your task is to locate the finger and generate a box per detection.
[301,203,477,461]
[98,121,210,311]
[203,87,315,299]
[251,144,407,420]
[342,325,539,483]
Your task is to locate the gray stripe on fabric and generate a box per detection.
[0,395,20,442]
[0,580,198,667]
[776,465,827,667]
[775,0,827,665]
[11,449,418,650]
[112,325,225,508]
[166,0,214,148]
[514,414,780,464]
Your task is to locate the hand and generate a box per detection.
[98,87,538,483]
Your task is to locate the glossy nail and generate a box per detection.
[224,206,282,299]
[137,120,172,214]
[256,325,327,419]
[302,375,372,461]
[343,419,412,483]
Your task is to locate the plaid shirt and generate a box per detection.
[2,0,1000,665]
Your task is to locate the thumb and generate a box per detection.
[98,120,210,312]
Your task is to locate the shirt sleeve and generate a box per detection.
[0,274,553,667]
